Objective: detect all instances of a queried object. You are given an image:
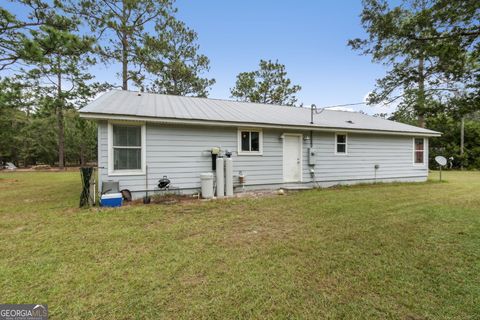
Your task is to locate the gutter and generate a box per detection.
[79,112,442,137]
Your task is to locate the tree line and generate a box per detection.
[0,0,478,169]
[349,0,479,169]
[0,0,213,167]
[0,0,302,168]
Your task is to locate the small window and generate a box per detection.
[414,138,425,164]
[113,125,142,170]
[335,133,347,154]
[238,129,262,155]
[108,122,145,175]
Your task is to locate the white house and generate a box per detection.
[80,90,440,198]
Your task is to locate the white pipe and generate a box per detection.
[225,158,234,196]
[216,157,224,198]
[93,168,96,205]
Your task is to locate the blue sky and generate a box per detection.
[87,1,393,114]
[169,0,392,114]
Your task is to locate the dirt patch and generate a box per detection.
[179,273,207,288]
[0,178,19,190]
[233,189,282,199]
[127,193,200,206]
[124,189,283,207]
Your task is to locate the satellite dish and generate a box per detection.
[435,156,447,166]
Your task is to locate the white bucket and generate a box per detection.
[200,173,214,199]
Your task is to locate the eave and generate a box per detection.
[79,112,442,137]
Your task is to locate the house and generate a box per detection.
[79,90,440,199]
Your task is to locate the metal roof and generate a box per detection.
[80,90,440,136]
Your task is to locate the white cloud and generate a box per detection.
[326,106,355,112]
[359,91,401,115]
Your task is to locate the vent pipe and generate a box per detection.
[310,104,316,124]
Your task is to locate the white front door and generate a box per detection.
[283,134,302,182]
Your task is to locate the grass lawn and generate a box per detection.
[0,171,479,319]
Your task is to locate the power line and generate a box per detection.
[310,101,369,124]
[322,102,366,109]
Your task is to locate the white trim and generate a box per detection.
[412,137,426,166]
[237,128,263,155]
[80,113,441,137]
[334,132,348,155]
[97,124,102,195]
[282,133,303,183]
[107,121,146,176]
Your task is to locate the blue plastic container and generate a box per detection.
[100,193,123,207]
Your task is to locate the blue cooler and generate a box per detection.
[100,193,123,207]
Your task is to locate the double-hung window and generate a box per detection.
[238,129,263,155]
[414,138,425,164]
[108,122,145,175]
[335,133,347,154]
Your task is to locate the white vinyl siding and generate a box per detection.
[314,132,428,182]
[97,122,429,198]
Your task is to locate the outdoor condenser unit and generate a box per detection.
[102,181,119,194]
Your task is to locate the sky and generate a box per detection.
[169,0,394,115]
[5,0,397,115]
[85,1,395,114]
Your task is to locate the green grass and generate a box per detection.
[0,171,479,319]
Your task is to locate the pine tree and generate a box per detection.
[72,0,176,90]
[349,0,479,127]
[24,18,96,168]
[230,59,301,106]
[144,19,215,96]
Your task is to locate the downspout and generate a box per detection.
[310,104,315,148]
[310,104,319,188]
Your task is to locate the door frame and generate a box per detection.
[282,133,303,182]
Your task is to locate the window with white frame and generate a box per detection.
[108,122,145,174]
[238,129,262,155]
[414,138,425,164]
[335,133,347,154]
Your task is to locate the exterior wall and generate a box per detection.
[97,121,429,198]
[312,132,429,183]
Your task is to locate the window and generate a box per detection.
[238,129,262,155]
[414,138,425,164]
[335,133,347,154]
[108,122,145,175]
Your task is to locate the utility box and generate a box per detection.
[102,181,119,194]
[308,147,316,166]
